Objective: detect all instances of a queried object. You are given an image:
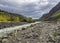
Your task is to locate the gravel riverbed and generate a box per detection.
[0,21,60,43]
[0,22,28,29]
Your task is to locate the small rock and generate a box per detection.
[22,27,26,30]
[2,38,9,43]
[30,24,34,27]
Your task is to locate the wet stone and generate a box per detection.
[2,38,9,43]
[22,27,26,30]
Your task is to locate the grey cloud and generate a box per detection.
[0,0,60,18]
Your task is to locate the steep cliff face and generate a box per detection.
[40,2,60,21]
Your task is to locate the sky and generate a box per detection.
[0,0,60,18]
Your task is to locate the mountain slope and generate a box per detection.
[0,10,33,23]
[40,2,60,21]
[49,10,60,21]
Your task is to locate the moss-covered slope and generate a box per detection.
[0,10,33,23]
[40,2,60,21]
[50,10,60,21]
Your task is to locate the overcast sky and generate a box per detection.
[0,0,60,18]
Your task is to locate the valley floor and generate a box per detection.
[0,22,28,29]
[0,21,60,43]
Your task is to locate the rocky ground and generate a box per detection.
[0,21,60,43]
[0,22,28,29]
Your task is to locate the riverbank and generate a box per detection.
[0,21,60,43]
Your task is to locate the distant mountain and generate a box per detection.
[0,10,34,23]
[40,2,60,21]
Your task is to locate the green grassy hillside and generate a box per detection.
[0,10,34,23]
[40,2,60,21]
[40,10,60,21]
[50,10,60,21]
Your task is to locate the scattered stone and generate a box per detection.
[30,24,34,27]
[22,27,26,30]
[0,21,60,43]
[2,38,9,43]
